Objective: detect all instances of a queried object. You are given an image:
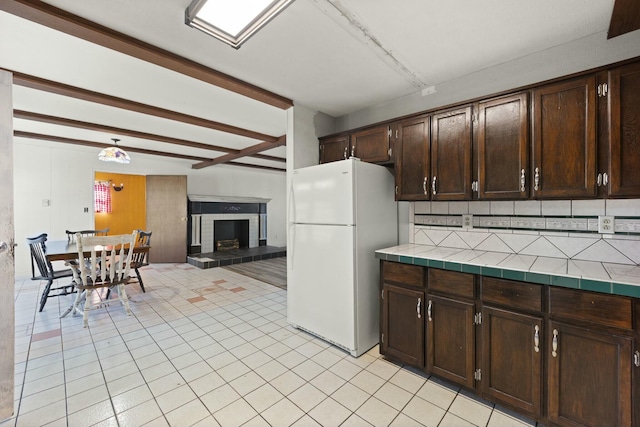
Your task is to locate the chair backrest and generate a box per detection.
[26,233,54,279]
[73,231,138,288]
[131,230,152,266]
[66,228,109,243]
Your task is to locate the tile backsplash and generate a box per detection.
[410,199,640,266]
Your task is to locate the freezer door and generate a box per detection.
[291,160,354,225]
[288,224,356,351]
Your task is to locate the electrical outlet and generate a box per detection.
[598,215,615,234]
[462,214,473,229]
[84,207,89,213]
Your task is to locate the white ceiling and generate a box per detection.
[0,0,630,170]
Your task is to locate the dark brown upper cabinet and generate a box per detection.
[395,115,431,200]
[532,76,597,198]
[319,134,350,164]
[477,93,529,199]
[607,61,640,197]
[350,125,392,164]
[431,106,473,200]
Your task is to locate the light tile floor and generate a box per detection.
[3,264,541,427]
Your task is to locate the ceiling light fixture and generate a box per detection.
[185,0,295,49]
[98,138,131,164]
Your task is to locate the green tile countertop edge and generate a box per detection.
[375,250,640,298]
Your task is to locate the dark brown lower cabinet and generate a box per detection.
[481,306,542,417]
[548,321,633,427]
[426,294,475,389]
[381,283,424,367]
[380,261,638,426]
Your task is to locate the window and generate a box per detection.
[94,181,112,213]
[185,0,295,48]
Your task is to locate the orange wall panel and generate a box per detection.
[94,172,146,235]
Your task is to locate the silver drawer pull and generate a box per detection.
[520,169,526,192]
[423,177,427,195]
[427,300,432,321]
[634,351,640,367]
[534,167,540,191]
[534,325,540,353]
[552,329,558,358]
[432,176,437,195]
[417,298,421,319]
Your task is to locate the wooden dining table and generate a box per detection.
[45,240,150,262]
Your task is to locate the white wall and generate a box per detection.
[336,31,640,131]
[14,138,286,278]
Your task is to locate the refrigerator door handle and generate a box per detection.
[289,224,295,271]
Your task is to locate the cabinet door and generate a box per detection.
[426,294,475,388]
[478,93,529,199]
[608,62,640,197]
[396,116,430,201]
[532,76,597,198]
[319,135,349,164]
[548,321,633,427]
[431,106,473,200]
[381,284,424,367]
[351,126,391,164]
[481,306,542,417]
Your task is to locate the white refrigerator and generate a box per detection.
[288,158,397,357]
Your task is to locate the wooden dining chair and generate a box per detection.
[26,233,76,312]
[62,231,138,328]
[65,228,109,243]
[130,230,152,292]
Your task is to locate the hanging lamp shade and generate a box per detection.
[98,138,130,164]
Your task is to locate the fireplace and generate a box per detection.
[214,219,249,251]
[188,196,268,254]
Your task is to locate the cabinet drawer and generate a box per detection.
[481,277,542,313]
[382,261,425,289]
[428,268,475,298]
[549,287,633,331]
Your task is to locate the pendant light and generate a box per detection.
[98,138,131,164]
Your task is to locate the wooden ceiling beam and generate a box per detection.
[192,135,286,170]
[0,0,293,109]
[13,131,285,172]
[608,0,640,39]
[13,110,285,163]
[9,70,279,142]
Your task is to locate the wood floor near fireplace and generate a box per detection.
[187,245,286,269]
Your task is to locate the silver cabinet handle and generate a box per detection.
[343,147,348,159]
[634,351,640,367]
[520,169,526,192]
[597,173,602,186]
[552,329,558,358]
[427,300,432,321]
[417,298,421,319]
[423,177,427,195]
[603,172,609,186]
[432,176,437,195]
[534,325,540,353]
[471,181,478,192]
[351,145,355,157]
[534,167,540,191]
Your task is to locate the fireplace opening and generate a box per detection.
[214,219,249,251]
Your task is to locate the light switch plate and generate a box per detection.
[598,215,615,234]
[462,214,473,229]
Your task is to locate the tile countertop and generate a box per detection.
[375,244,640,298]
